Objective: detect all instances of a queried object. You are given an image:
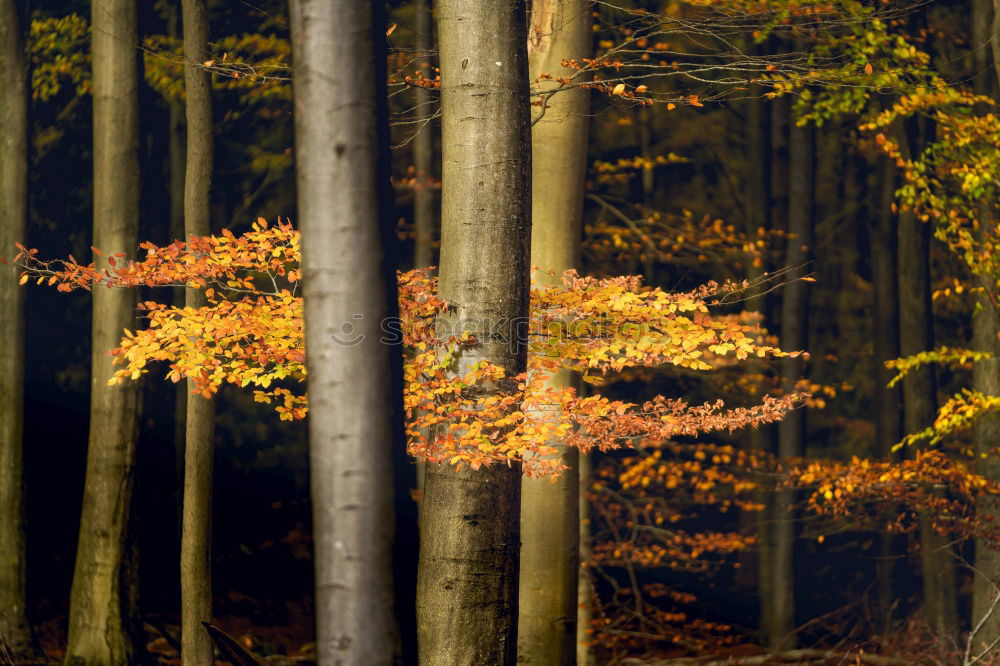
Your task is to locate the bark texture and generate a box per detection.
[768,119,814,652]
[517,1,590,663]
[65,0,141,663]
[290,1,399,663]
[0,0,32,656]
[180,1,216,664]
[416,1,532,663]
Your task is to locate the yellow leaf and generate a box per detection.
[612,83,626,96]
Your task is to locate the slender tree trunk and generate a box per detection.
[970,0,1000,648]
[518,2,590,663]
[894,121,959,641]
[757,93,787,646]
[180,1,215,664]
[577,449,597,666]
[769,116,814,652]
[166,0,187,543]
[65,1,142,663]
[416,1,532,663]
[413,0,436,271]
[872,154,903,632]
[290,1,400,663]
[0,0,33,657]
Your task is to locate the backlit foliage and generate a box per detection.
[16,221,806,476]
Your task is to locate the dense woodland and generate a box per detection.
[1,0,999,664]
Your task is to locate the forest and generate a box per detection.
[0,0,999,664]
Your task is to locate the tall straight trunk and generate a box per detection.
[413,0,436,271]
[768,117,814,652]
[518,2,590,663]
[179,1,215,664]
[895,122,959,641]
[65,0,142,663]
[872,155,903,631]
[290,1,400,663]
[971,0,1000,648]
[757,93,787,646]
[577,449,597,666]
[416,1,532,663]
[166,0,187,534]
[0,0,32,657]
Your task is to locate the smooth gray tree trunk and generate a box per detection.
[290,1,399,663]
[517,1,590,664]
[416,1,532,664]
[179,1,216,664]
[0,0,32,656]
[65,1,142,663]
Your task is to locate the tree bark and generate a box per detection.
[768,116,814,652]
[970,0,1000,649]
[518,2,590,663]
[0,0,32,657]
[577,449,597,666]
[180,1,215,664]
[289,1,400,663]
[416,1,532,663]
[65,0,142,663]
[895,121,959,641]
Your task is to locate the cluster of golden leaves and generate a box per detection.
[16,221,807,476]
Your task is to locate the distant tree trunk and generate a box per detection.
[970,0,1000,648]
[179,1,215,664]
[65,0,142,663]
[577,449,597,666]
[871,154,903,632]
[290,1,400,663]
[0,0,33,657]
[416,1,532,663]
[165,0,187,529]
[518,2,590,663]
[757,93,787,646]
[895,121,959,641]
[413,0,436,271]
[769,116,814,652]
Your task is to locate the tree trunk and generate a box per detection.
[970,0,1000,648]
[413,0,436,271]
[165,0,187,544]
[769,116,814,652]
[65,1,142,663]
[577,449,597,666]
[0,0,32,657]
[180,1,215,664]
[895,122,959,641]
[289,1,400,663]
[518,2,590,663]
[872,154,903,632]
[416,1,532,663]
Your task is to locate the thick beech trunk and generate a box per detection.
[517,2,590,663]
[895,123,959,640]
[416,1,532,663]
[65,1,142,663]
[0,0,32,657]
[179,1,215,664]
[290,1,400,663]
[970,0,1000,648]
[768,118,814,652]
